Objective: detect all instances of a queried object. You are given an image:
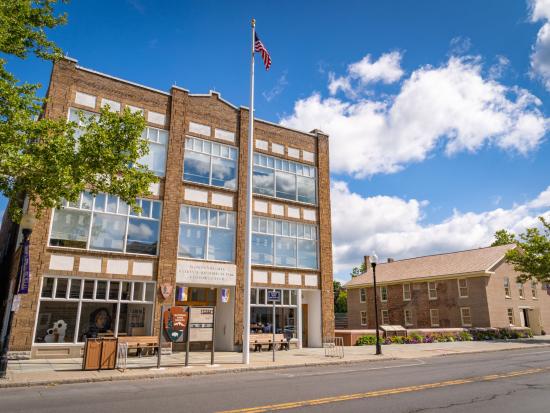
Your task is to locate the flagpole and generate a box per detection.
[242,17,255,365]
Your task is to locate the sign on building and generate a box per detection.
[176,260,236,286]
[189,307,215,342]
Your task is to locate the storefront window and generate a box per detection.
[250,288,298,339]
[34,277,155,344]
[49,192,162,255]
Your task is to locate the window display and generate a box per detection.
[250,288,298,339]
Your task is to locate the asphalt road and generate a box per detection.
[2,347,550,413]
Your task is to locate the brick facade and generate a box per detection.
[347,261,550,333]
[4,58,334,357]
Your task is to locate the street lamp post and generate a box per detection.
[0,213,35,379]
[371,251,382,355]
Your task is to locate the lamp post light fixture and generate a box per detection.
[371,251,382,355]
[0,213,36,379]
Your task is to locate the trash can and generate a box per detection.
[82,338,118,370]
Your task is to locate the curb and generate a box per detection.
[2,343,549,389]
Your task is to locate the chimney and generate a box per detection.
[387,258,394,263]
[363,255,370,270]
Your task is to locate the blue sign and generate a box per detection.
[267,290,281,302]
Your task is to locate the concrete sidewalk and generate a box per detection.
[3,337,550,388]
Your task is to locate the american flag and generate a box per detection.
[254,33,271,70]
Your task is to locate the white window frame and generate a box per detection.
[404,309,413,326]
[507,308,514,326]
[428,282,437,300]
[504,277,511,298]
[253,152,317,205]
[517,282,525,300]
[380,286,388,302]
[360,310,368,326]
[251,216,319,270]
[460,307,472,327]
[402,283,411,301]
[359,288,367,303]
[532,281,538,299]
[183,136,238,190]
[430,309,440,327]
[178,204,236,263]
[48,192,162,256]
[250,288,298,307]
[34,276,156,345]
[457,278,469,298]
[381,309,390,325]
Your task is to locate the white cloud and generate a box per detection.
[282,55,547,177]
[262,71,288,102]
[529,0,550,90]
[328,51,404,96]
[449,36,472,55]
[331,181,550,280]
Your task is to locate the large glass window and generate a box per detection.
[69,108,168,176]
[178,205,236,262]
[49,192,162,256]
[183,137,238,190]
[253,153,317,205]
[252,216,318,270]
[35,277,155,344]
[250,288,298,339]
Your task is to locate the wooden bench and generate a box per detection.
[249,333,289,352]
[118,336,159,357]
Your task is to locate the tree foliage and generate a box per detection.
[0,1,157,222]
[491,229,516,246]
[350,262,367,278]
[504,217,550,284]
[333,281,347,313]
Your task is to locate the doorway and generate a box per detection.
[302,304,308,347]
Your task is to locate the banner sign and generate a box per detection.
[17,239,30,294]
[221,288,230,303]
[189,307,214,342]
[163,306,189,343]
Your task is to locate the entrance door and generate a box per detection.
[302,304,308,347]
[523,309,530,328]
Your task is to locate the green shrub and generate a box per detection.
[356,335,378,346]
[458,331,473,341]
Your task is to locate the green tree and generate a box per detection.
[491,229,517,246]
[333,281,347,313]
[0,1,156,221]
[350,262,367,278]
[505,217,550,284]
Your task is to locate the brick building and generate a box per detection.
[1,57,334,359]
[345,245,550,334]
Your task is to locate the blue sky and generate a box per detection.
[4,0,550,280]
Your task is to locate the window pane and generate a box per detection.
[42,278,54,298]
[78,302,117,341]
[56,279,68,298]
[145,283,155,302]
[96,281,107,300]
[133,283,143,301]
[298,239,318,269]
[211,157,237,189]
[259,289,266,305]
[89,213,126,252]
[140,142,166,177]
[297,176,316,204]
[34,302,78,343]
[178,224,207,259]
[94,193,106,211]
[109,281,120,300]
[276,171,297,201]
[253,166,274,196]
[50,209,91,249]
[183,150,211,185]
[69,279,81,299]
[252,234,274,265]
[208,228,235,262]
[275,237,297,267]
[121,282,131,300]
[81,192,93,210]
[251,288,257,304]
[106,195,118,213]
[83,280,94,299]
[152,202,161,219]
[126,218,159,255]
[118,303,153,336]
